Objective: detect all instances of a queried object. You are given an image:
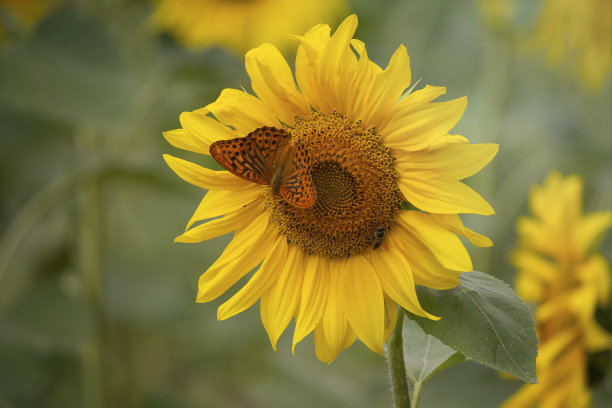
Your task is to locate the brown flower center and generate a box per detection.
[265,111,402,258]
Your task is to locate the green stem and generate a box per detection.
[74,128,107,408]
[411,382,423,408]
[388,310,411,408]
[77,178,106,408]
[0,172,79,308]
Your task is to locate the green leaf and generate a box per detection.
[402,318,465,386]
[399,201,418,211]
[405,271,538,384]
[401,317,466,407]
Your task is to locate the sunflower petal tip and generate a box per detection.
[217,306,228,321]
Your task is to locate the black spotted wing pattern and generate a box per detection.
[280,144,317,209]
[209,126,317,209]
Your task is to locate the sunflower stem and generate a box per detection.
[388,309,411,408]
[75,128,107,408]
[411,381,423,408]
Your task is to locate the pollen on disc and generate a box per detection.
[265,111,401,258]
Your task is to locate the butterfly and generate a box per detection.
[209,126,317,209]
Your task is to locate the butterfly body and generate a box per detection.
[270,162,287,195]
[210,127,317,209]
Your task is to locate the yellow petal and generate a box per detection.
[391,227,461,289]
[369,239,439,320]
[585,321,612,352]
[515,273,544,302]
[179,109,236,151]
[512,248,557,283]
[318,14,358,111]
[577,254,611,306]
[245,43,309,123]
[529,171,582,226]
[342,255,385,354]
[426,133,469,149]
[292,23,331,109]
[185,185,262,229]
[363,45,411,127]
[379,85,447,133]
[293,254,330,352]
[163,154,253,191]
[314,323,333,363]
[343,44,379,121]
[398,211,473,271]
[499,384,546,408]
[382,97,468,151]
[515,217,567,259]
[205,88,278,134]
[314,316,357,364]
[260,245,304,350]
[428,213,493,247]
[397,174,495,215]
[537,327,578,369]
[383,297,399,342]
[217,236,288,320]
[196,215,277,302]
[317,258,354,362]
[395,143,499,180]
[163,128,209,155]
[176,199,264,243]
[575,211,612,257]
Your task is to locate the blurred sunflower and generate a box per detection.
[151,0,347,53]
[480,0,611,91]
[533,0,611,91]
[164,15,498,362]
[502,172,612,407]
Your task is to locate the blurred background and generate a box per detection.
[0,0,610,407]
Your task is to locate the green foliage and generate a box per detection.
[0,1,610,407]
[406,271,538,384]
[401,318,465,406]
[402,319,465,386]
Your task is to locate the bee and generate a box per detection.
[372,227,386,250]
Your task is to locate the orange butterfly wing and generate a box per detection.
[209,137,268,184]
[210,126,316,209]
[246,127,291,165]
[280,144,317,209]
[209,126,291,184]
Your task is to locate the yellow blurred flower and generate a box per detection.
[503,171,612,408]
[151,0,348,53]
[480,0,611,91]
[164,15,498,362]
[533,0,611,91]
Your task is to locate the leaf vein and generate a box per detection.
[457,285,528,379]
[417,336,432,382]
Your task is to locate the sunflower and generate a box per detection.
[163,15,498,362]
[151,0,347,53]
[502,172,612,407]
[533,0,611,91]
[480,0,611,91]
